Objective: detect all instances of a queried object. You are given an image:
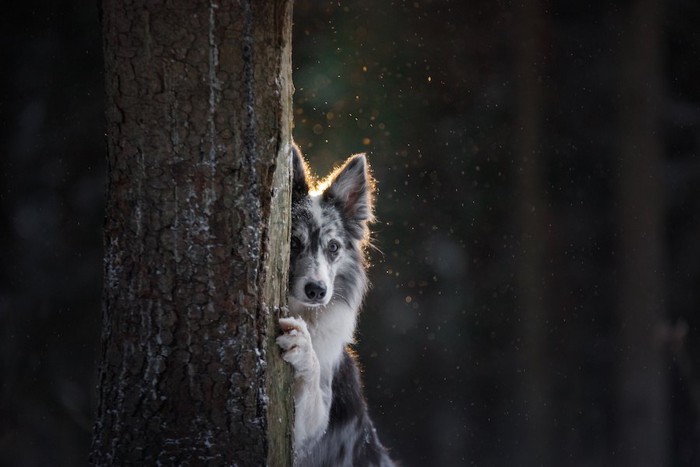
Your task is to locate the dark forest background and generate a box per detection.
[2,1,700,465]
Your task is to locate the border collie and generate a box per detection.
[276,145,394,466]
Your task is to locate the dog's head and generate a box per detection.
[288,144,374,313]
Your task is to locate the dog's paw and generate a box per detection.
[277,317,318,377]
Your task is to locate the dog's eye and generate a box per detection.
[328,240,340,253]
[291,236,301,250]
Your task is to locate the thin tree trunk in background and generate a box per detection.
[615,0,668,465]
[91,1,294,465]
[514,1,551,465]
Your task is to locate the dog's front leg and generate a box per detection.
[277,316,330,453]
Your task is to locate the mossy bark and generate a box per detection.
[91,1,294,465]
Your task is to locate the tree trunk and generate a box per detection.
[614,0,668,465]
[91,1,294,465]
[513,2,551,465]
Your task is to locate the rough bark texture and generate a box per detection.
[513,2,551,465]
[615,0,668,465]
[91,1,294,465]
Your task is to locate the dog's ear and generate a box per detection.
[291,143,310,203]
[324,153,374,227]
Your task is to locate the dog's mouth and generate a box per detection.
[289,293,331,311]
[290,295,328,307]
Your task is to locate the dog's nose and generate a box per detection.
[304,281,327,301]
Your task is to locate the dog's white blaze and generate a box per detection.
[305,194,333,306]
[316,251,333,303]
[309,194,325,230]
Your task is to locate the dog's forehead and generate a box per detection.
[292,196,343,239]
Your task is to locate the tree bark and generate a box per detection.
[614,0,668,465]
[513,2,551,465]
[91,1,294,465]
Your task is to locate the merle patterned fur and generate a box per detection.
[277,144,394,467]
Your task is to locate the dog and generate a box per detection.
[276,145,395,466]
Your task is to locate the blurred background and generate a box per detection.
[2,0,699,465]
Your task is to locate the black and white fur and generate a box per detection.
[276,145,394,466]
